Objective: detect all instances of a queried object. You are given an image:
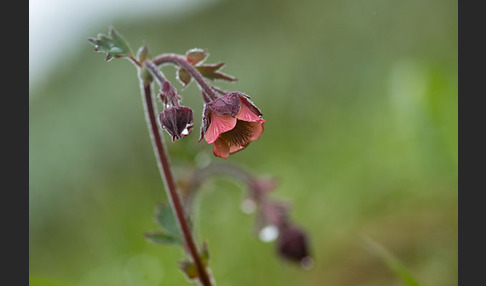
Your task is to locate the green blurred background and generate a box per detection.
[29,0,457,285]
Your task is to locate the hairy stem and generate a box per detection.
[182,163,278,213]
[144,61,180,107]
[152,54,219,100]
[129,56,142,67]
[139,80,212,286]
[144,60,167,86]
[190,163,261,196]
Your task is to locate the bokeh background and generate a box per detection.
[29,0,458,285]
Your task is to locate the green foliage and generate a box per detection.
[88,26,133,62]
[154,203,182,238]
[143,202,185,246]
[178,260,198,280]
[144,230,181,245]
[196,63,237,82]
[361,236,423,286]
[178,243,210,281]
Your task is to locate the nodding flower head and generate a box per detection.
[276,224,310,264]
[200,92,265,159]
[159,106,194,141]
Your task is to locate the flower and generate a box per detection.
[159,106,194,141]
[276,224,310,263]
[200,92,265,159]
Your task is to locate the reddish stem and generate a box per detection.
[129,56,142,67]
[140,81,212,286]
[152,54,219,100]
[144,61,181,108]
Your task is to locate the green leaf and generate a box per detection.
[196,63,237,82]
[87,26,133,62]
[177,68,192,87]
[177,243,210,281]
[360,236,422,286]
[186,48,208,65]
[154,202,182,240]
[178,260,198,280]
[144,231,181,245]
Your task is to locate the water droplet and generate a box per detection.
[258,225,279,242]
[300,256,314,270]
[241,199,256,214]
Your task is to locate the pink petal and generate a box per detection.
[249,121,265,141]
[213,138,230,159]
[204,113,237,144]
[236,102,264,122]
[229,144,246,154]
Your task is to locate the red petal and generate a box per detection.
[204,113,237,144]
[236,102,264,122]
[213,138,230,159]
[229,144,246,154]
[249,121,265,141]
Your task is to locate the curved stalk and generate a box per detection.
[139,79,213,286]
[152,54,219,100]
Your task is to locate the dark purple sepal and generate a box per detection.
[277,225,310,263]
[198,105,211,142]
[161,81,181,105]
[206,93,241,116]
[159,106,194,141]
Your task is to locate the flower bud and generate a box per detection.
[276,225,310,263]
[159,106,194,141]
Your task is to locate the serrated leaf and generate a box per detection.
[177,68,192,87]
[186,49,208,65]
[108,26,132,55]
[88,26,133,62]
[196,63,237,82]
[155,203,182,240]
[144,231,181,245]
[178,260,198,280]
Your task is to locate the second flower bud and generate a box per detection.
[159,106,194,141]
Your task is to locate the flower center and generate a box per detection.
[218,120,254,147]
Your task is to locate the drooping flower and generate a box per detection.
[200,92,265,159]
[159,106,194,141]
[276,224,310,264]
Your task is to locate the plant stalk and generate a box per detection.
[152,54,219,100]
[139,80,212,286]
